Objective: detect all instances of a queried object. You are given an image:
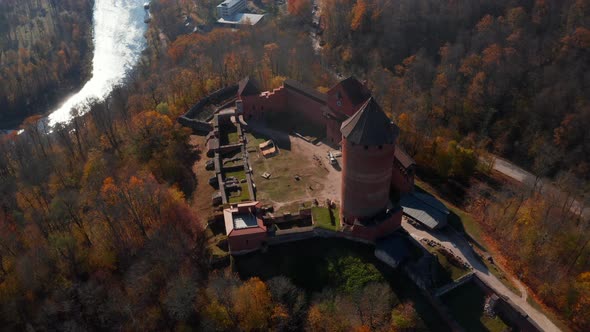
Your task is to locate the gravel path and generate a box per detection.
[487,155,589,220]
[403,219,561,332]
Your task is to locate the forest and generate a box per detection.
[0,0,588,330]
[0,1,426,330]
[320,0,590,186]
[317,0,590,329]
[316,0,589,329]
[0,0,93,128]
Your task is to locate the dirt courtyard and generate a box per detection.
[245,124,342,213]
[189,122,342,217]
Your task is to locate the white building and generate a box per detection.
[217,0,247,19]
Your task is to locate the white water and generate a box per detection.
[48,0,147,126]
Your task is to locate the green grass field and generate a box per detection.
[227,131,239,145]
[312,206,340,231]
[423,245,470,283]
[228,183,250,203]
[225,169,246,181]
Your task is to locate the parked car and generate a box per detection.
[328,152,337,165]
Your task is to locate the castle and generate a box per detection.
[235,77,414,244]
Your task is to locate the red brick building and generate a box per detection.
[223,201,267,253]
[339,98,403,240]
[235,76,415,242]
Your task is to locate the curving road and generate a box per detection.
[487,155,589,221]
[402,218,561,332]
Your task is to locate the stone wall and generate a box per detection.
[177,85,239,134]
[472,277,542,332]
[341,138,396,221]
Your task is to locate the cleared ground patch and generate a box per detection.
[245,132,334,211]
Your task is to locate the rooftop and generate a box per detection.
[331,76,371,105]
[284,79,327,103]
[238,77,261,96]
[217,0,243,8]
[223,201,266,235]
[340,97,399,146]
[218,13,265,26]
[394,146,416,168]
[400,192,449,229]
[233,213,258,229]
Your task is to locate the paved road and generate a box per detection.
[402,219,561,332]
[487,155,589,221]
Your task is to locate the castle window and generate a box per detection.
[364,145,369,150]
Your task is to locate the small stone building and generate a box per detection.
[223,201,267,253]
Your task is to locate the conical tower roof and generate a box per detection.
[340,97,399,145]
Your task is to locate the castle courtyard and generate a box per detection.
[245,121,341,213]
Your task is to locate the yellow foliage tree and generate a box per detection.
[350,0,367,32]
[233,277,272,331]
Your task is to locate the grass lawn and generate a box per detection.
[225,169,246,180]
[441,281,512,332]
[246,132,267,150]
[227,131,239,145]
[228,183,250,203]
[232,238,451,332]
[245,133,328,204]
[220,124,239,146]
[312,206,340,231]
[424,245,470,283]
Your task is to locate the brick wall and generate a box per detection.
[284,87,327,126]
[348,209,403,241]
[326,85,363,117]
[341,139,396,221]
[240,87,288,120]
[391,160,415,194]
[228,231,267,252]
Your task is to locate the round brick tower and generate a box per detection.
[340,97,399,224]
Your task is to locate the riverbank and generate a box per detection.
[0,0,95,132]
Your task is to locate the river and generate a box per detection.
[47,0,148,127]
